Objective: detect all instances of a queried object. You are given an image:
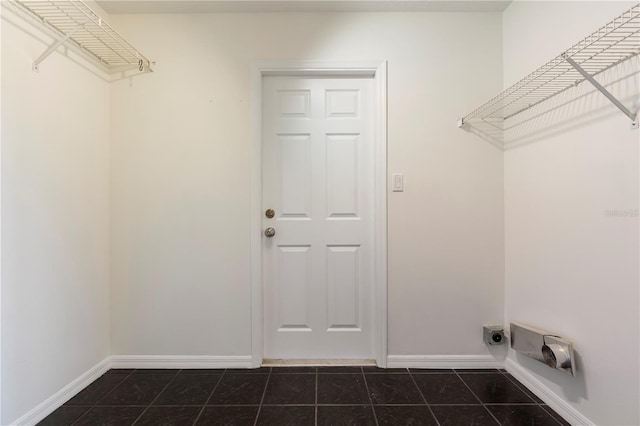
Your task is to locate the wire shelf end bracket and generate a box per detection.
[563,54,639,130]
[32,20,88,73]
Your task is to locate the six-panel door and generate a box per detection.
[262,76,375,359]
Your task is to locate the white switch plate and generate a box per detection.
[392,173,404,192]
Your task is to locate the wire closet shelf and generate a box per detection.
[459,3,640,128]
[13,0,153,73]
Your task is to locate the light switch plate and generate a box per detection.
[392,173,404,192]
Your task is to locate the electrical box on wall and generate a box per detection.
[483,325,505,345]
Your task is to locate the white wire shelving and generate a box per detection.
[12,0,153,74]
[459,3,640,132]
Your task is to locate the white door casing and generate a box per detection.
[250,62,387,366]
[262,76,374,359]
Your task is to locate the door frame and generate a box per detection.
[250,61,388,368]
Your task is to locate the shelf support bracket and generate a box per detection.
[564,54,638,129]
[33,21,87,73]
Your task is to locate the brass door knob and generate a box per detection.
[265,208,275,218]
[264,227,276,238]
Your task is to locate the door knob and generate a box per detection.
[264,227,276,238]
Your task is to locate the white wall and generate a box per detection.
[1,3,111,423]
[109,12,505,357]
[503,2,639,425]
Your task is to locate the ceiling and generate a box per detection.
[96,0,511,14]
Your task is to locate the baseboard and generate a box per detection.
[110,355,253,369]
[387,355,503,369]
[11,357,111,426]
[10,355,254,425]
[263,359,376,366]
[505,358,593,426]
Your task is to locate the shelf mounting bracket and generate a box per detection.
[32,21,88,73]
[564,54,638,129]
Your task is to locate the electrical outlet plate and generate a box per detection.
[483,325,505,345]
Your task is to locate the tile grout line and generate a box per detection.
[455,371,502,426]
[69,368,136,426]
[191,368,228,426]
[252,369,272,426]
[539,404,568,426]
[499,370,565,426]
[452,371,484,405]
[360,367,379,426]
[51,367,568,426]
[407,370,441,426]
[130,369,182,425]
[314,369,318,426]
[500,371,544,404]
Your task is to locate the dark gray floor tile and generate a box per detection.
[179,369,226,375]
[73,406,145,426]
[208,374,268,405]
[365,374,424,404]
[409,368,455,374]
[262,374,315,404]
[225,367,271,374]
[195,406,259,426]
[270,366,316,374]
[362,366,408,373]
[374,405,438,426]
[317,405,375,426]
[132,369,179,375]
[317,366,363,374]
[135,406,201,426]
[541,405,571,426]
[37,406,89,426]
[487,404,560,426]
[65,375,129,406]
[317,374,369,404]
[35,365,571,426]
[154,374,221,405]
[105,369,135,375]
[257,406,315,426]
[455,369,501,373]
[431,405,499,426]
[413,374,480,404]
[503,374,544,403]
[98,375,175,405]
[459,373,534,404]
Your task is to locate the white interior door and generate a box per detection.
[262,76,375,360]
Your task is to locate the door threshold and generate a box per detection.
[263,358,376,367]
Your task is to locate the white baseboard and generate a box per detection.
[12,357,111,426]
[387,355,503,369]
[110,355,253,369]
[505,358,593,426]
[11,355,253,425]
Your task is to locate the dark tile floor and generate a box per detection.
[39,367,570,426]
